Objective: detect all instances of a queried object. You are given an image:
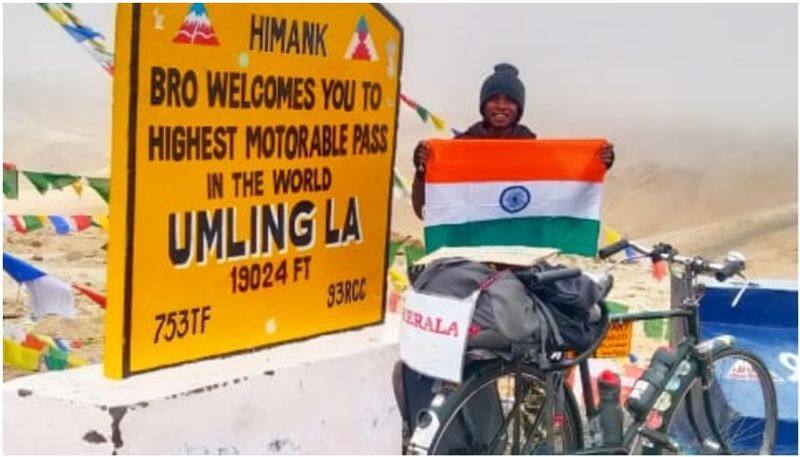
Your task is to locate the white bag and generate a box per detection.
[399,289,478,383]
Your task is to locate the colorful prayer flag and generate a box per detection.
[644,318,666,340]
[3,338,42,371]
[603,226,623,246]
[429,114,446,131]
[22,215,44,232]
[392,168,412,199]
[404,244,426,266]
[48,215,72,235]
[605,301,629,314]
[68,353,87,367]
[92,214,110,232]
[72,282,106,308]
[71,180,84,196]
[87,177,109,202]
[23,171,51,194]
[44,346,70,370]
[399,93,447,129]
[400,93,418,110]
[38,3,114,74]
[3,163,18,199]
[388,240,402,268]
[71,215,92,231]
[9,215,25,233]
[48,173,80,190]
[3,323,27,343]
[53,337,70,352]
[423,139,608,256]
[22,333,47,351]
[3,252,76,319]
[22,171,79,195]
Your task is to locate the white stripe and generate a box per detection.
[424,181,602,227]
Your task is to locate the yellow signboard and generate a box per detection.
[105,4,403,378]
[595,321,634,359]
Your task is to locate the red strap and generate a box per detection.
[478,270,502,291]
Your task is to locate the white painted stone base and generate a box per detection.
[3,314,402,454]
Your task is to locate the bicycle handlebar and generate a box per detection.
[598,239,630,259]
[715,257,745,282]
[597,239,746,282]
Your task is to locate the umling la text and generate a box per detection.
[168,198,362,268]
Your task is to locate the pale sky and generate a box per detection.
[3,3,798,178]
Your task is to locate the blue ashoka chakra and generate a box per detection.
[499,186,531,213]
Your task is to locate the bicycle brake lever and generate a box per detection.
[730,274,750,308]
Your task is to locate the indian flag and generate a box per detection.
[424,139,607,256]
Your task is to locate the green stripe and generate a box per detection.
[424,216,600,256]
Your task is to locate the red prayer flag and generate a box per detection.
[9,215,25,233]
[22,333,46,351]
[72,283,106,308]
[400,93,419,110]
[71,215,92,231]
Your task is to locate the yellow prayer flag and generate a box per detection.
[3,338,42,372]
[36,334,57,349]
[93,214,110,232]
[388,267,409,292]
[68,354,87,367]
[430,114,446,131]
[37,215,49,226]
[72,180,84,196]
[604,226,622,245]
[45,7,70,26]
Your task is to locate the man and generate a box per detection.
[411,63,615,219]
[395,63,615,448]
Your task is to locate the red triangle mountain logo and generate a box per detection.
[343,16,378,61]
[173,3,220,46]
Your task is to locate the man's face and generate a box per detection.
[483,94,519,129]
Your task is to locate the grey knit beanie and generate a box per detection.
[480,63,525,118]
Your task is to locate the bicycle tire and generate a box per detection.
[423,362,583,455]
[662,347,777,454]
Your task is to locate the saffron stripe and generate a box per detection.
[425,139,607,184]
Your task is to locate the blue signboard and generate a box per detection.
[699,280,798,455]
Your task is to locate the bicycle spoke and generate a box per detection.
[666,351,775,455]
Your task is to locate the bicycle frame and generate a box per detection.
[406,243,756,455]
[569,265,732,454]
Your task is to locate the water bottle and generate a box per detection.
[597,370,623,446]
[626,348,677,420]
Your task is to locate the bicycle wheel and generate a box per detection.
[424,362,582,455]
[663,347,777,454]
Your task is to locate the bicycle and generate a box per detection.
[405,240,777,454]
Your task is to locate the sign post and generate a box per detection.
[106,4,403,378]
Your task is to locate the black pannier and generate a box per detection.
[411,256,605,361]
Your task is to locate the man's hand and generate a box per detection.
[413,141,431,173]
[600,142,615,170]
